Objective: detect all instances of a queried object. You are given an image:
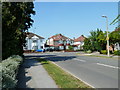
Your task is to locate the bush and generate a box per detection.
[76,49,84,51]
[114,50,120,56]
[86,50,92,53]
[68,45,74,50]
[100,50,107,54]
[1,55,23,88]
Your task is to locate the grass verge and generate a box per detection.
[37,58,92,88]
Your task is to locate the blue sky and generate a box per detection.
[29,2,118,40]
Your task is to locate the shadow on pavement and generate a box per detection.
[16,57,40,88]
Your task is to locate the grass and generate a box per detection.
[37,58,92,88]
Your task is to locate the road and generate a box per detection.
[24,52,119,88]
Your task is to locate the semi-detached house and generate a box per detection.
[73,35,85,50]
[23,32,45,50]
[46,34,73,50]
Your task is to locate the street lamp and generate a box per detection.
[102,15,110,57]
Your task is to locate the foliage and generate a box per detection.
[109,27,120,45]
[83,29,106,52]
[76,49,84,51]
[83,38,93,51]
[86,50,92,53]
[68,45,74,50]
[100,50,107,54]
[2,2,35,60]
[1,55,23,88]
[113,50,120,56]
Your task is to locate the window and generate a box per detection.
[33,40,37,43]
[40,39,43,42]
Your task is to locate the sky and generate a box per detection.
[29,2,118,40]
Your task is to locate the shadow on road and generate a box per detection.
[45,56,77,62]
[25,54,77,62]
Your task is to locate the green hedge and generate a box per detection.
[1,55,23,88]
[100,50,107,54]
[114,50,120,56]
[85,50,92,53]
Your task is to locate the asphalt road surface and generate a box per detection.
[24,52,119,88]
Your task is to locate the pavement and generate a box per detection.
[17,56,58,88]
[23,52,119,88]
[77,51,120,58]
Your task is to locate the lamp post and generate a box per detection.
[102,15,110,57]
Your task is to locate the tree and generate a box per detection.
[109,27,120,44]
[83,38,93,51]
[2,2,35,60]
[83,29,107,52]
[88,29,105,51]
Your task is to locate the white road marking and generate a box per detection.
[74,59,86,62]
[97,63,120,69]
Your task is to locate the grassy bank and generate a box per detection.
[37,58,92,88]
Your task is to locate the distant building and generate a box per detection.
[23,32,45,50]
[112,28,120,51]
[46,34,73,50]
[73,35,85,50]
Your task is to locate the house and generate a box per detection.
[73,35,85,50]
[46,34,73,50]
[112,28,120,51]
[23,32,45,50]
[106,27,120,52]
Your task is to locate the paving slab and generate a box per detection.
[17,57,58,88]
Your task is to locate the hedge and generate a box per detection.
[1,55,23,88]
[100,50,107,54]
[114,50,120,56]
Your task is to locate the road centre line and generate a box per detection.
[97,63,119,69]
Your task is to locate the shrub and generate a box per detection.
[68,45,74,50]
[114,50,120,56]
[76,49,84,51]
[100,50,107,54]
[1,55,23,88]
[86,50,92,53]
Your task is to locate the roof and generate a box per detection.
[114,27,120,32]
[26,32,44,39]
[74,35,85,42]
[49,34,73,41]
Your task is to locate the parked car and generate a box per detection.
[36,49,45,52]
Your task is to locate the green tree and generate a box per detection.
[2,2,35,60]
[88,29,104,51]
[109,27,120,44]
[83,29,107,52]
[83,38,93,51]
